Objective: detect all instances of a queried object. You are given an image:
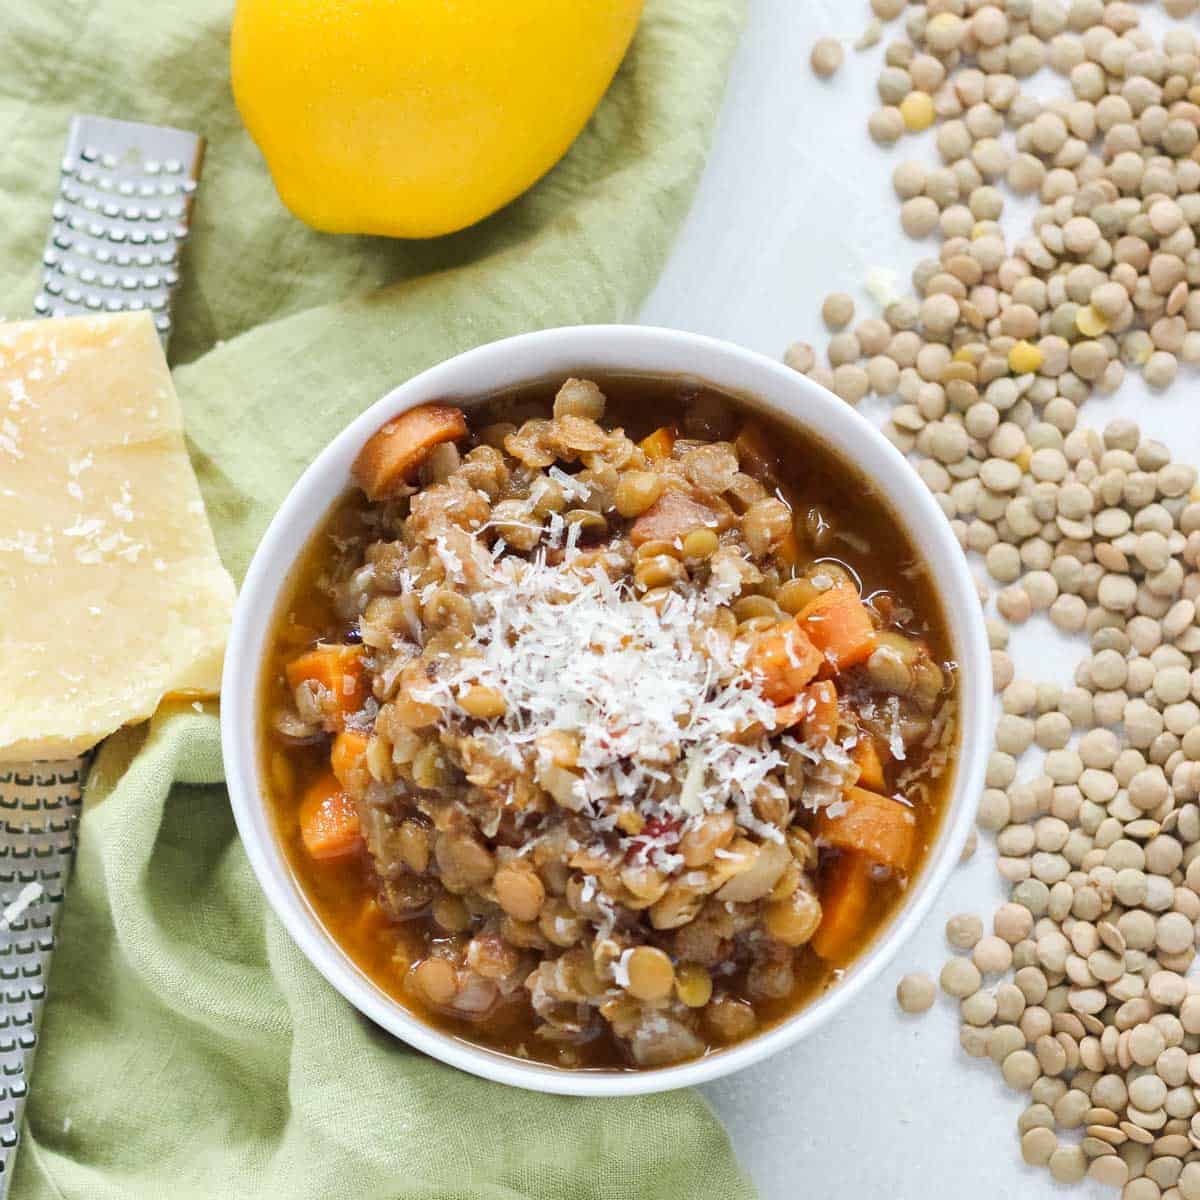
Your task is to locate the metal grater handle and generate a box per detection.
[0,114,204,1195]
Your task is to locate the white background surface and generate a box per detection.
[641,3,1200,1197]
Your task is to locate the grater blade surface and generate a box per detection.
[34,114,204,344]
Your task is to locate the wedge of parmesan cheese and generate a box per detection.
[0,312,236,761]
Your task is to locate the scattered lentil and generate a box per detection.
[821,292,855,331]
[897,972,937,1013]
[941,956,983,999]
[946,912,984,951]
[810,36,844,79]
[1021,1126,1058,1166]
[801,3,1200,1191]
[1003,1049,1041,1091]
[974,934,1014,975]
[900,91,935,132]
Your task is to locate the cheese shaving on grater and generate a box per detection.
[0,311,235,761]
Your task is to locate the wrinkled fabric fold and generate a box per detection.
[0,1,754,1196]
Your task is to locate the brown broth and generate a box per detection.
[259,375,959,1070]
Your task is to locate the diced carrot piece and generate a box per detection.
[798,586,878,672]
[629,488,731,547]
[852,736,888,793]
[299,772,362,862]
[285,644,364,694]
[639,426,676,461]
[733,697,804,742]
[771,699,807,732]
[331,729,370,789]
[285,644,367,729]
[802,680,839,743]
[733,699,799,741]
[811,852,875,963]
[352,403,468,501]
[728,715,762,743]
[815,786,916,871]
[746,622,823,704]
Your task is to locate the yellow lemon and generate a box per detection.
[231,0,644,238]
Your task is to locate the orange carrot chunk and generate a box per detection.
[285,644,367,729]
[331,729,370,789]
[734,693,810,742]
[811,852,875,963]
[770,699,807,733]
[815,785,916,871]
[802,680,839,743]
[746,621,824,704]
[352,403,468,501]
[798,586,877,672]
[735,695,805,742]
[639,425,676,461]
[852,736,888,793]
[299,772,362,862]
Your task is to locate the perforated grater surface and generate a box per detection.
[34,114,203,339]
[0,114,203,1195]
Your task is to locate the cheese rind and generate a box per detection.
[0,312,236,761]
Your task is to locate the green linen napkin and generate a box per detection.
[0,2,757,1198]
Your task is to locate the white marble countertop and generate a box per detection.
[642,3,1200,1196]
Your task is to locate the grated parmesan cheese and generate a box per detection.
[404,537,838,858]
[0,882,42,929]
[612,948,634,989]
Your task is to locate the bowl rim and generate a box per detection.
[221,323,990,1097]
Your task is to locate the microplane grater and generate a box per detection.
[0,115,204,1195]
[33,115,204,338]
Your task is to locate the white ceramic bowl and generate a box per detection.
[222,324,990,1097]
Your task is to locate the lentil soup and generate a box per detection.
[260,375,959,1070]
